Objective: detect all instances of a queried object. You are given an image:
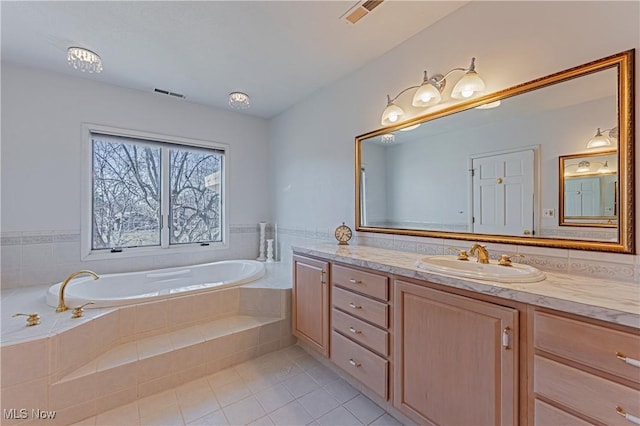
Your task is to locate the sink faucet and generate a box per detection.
[57,270,99,313]
[469,244,490,264]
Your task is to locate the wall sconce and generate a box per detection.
[575,161,591,173]
[380,57,485,126]
[586,127,617,149]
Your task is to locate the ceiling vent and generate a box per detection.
[341,0,384,24]
[154,88,186,99]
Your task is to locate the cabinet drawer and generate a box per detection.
[535,355,640,426]
[333,286,388,328]
[332,264,388,301]
[534,399,592,426]
[331,330,388,399]
[332,308,389,356]
[534,311,640,383]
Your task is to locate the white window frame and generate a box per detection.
[81,123,229,261]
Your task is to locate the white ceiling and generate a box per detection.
[1,1,468,118]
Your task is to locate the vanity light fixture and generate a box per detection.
[597,161,610,173]
[575,161,591,173]
[586,127,617,149]
[67,47,103,73]
[380,134,395,144]
[229,92,250,109]
[380,57,485,126]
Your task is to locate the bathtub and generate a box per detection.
[45,260,265,308]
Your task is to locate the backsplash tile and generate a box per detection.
[276,227,638,285]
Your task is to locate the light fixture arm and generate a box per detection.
[387,86,420,105]
[438,57,477,82]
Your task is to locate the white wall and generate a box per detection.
[269,1,640,279]
[1,65,270,288]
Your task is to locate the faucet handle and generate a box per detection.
[71,302,95,319]
[13,313,40,327]
[447,247,469,261]
[498,254,525,266]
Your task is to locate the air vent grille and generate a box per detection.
[342,0,384,24]
[154,88,186,99]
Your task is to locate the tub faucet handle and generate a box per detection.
[498,254,525,266]
[447,247,469,260]
[13,313,41,327]
[71,302,95,318]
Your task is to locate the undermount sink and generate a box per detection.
[415,255,546,283]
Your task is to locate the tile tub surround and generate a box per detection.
[0,263,295,426]
[292,243,640,329]
[0,224,265,290]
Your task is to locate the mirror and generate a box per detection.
[560,151,618,231]
[356,50,634,253]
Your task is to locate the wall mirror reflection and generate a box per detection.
[560,151,618,230]
[356,50,634,253]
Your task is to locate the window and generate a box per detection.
[83,125,227,258]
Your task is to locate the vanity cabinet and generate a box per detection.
[330,264,391,399]
[292,255,330,356]
[532,309,640,425]
[393,280,519,426]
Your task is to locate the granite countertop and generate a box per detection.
[292,243,640,329]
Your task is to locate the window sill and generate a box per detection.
[81,242,229,262]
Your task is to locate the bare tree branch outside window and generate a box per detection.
[91,134,224,251]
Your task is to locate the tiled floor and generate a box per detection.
[71,345,403,426]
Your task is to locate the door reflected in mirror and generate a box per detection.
[560,151,618,232]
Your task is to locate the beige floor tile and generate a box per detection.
[344,395,385,425]
[254,383,295,414]
[316,406,363,426]
[138,389,178,419]
[247,415,275,426]
[140,403,184,426]
[268,401,313,426]
[306,365,339,387]
[222,396,266,426]
[297,388,339,419]
[179,395,221,424]
[369,413,404,426]
[207,368,242,390]
[323,378,359,404]
[213,378,252,407]
[186,409,229,426]
[281,372,319,398]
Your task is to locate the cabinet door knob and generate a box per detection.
[348,303,362,309]
[616,352,640,368]
[349,327,361,334]
[617,406,640,425]
[348,359,361,367]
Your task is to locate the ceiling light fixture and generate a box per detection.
[67,47,103,73]
[380,134,395,144]
[586,127,617,149]
[229,92,250,109]
[381,57,485,126]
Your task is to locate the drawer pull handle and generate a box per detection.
[616,352,640,368]
[617,406,640,425]
[349,327,361,334]
[348,279,362,284]
[348,359,362,367]
[348,303,362,309]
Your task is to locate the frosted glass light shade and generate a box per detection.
[451,71,485,99]
[412,82,441,107]
[381,102,405,126]
[586,128,612,148]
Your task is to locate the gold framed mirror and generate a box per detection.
[559,150,618,229]
[355,50,634,253]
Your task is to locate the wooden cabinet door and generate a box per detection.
[292,255,329,357]
[394,280,518,426]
